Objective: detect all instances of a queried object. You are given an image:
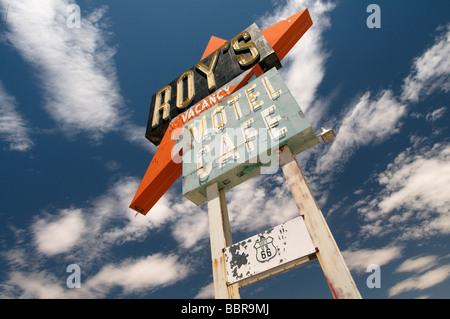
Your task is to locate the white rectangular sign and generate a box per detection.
[224,216,316,287]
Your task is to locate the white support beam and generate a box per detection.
[206,182,240,299]
[279,146,361,299]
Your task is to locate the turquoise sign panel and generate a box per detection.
[181,68,319,205]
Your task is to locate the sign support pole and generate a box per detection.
[206,182,241,299]
[279,145,362,299]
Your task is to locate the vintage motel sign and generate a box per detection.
[181,68,319,205]
[224,217,316,287]
[147,24,281,146]
[129,7,361,299]
[130,9,313,215]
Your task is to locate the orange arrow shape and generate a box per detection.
[130,9,313,215]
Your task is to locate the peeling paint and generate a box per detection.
[224,216,316,285]
[229,245,249,270]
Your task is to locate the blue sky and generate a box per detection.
[0,0,449,299]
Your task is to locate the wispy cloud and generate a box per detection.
[4,253,189,298]
[84,254,190,297]
[309,22,450,179]
[194,282,214,299]
[390,255,450,297]
[1,176,189,298]
[0,82,33,151]
[122,123,156,154]
[322,22,450,297]
[258,0,336,128]
[395,255,439,274]
[342,246,403,274]
[5,271,73,298]
[227,174,298,232]
[401,24,450,103]
[425,107,447,123]
[315,90,407,175]
[388,265,450,297]
[169,174,299,251]
[30,176,177,261]
[0,0,125,140]
[355,142,450,241]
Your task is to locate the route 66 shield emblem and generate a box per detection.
[254,235,277,263]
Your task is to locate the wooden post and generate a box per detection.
[279,146,362,299]
[206,182,240,299]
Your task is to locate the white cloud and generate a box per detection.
[85,254,190,295]
[425,106,446,123]
[194,282,214,299]
[28,176,177,262]
[0,82,33,151]
[0,0,124,140]
[3,253,190,298]
[33,208,86,256]
[82,177,177,252]
[168,174,300,250]
[315,90,407,175]
[388,265,450,297]
[401,24,450,103]
[377,144,450,217]
[2,175,190,298]
[122,123,156,153]
[258,0,336,127]
[102,188,178,246]
[356,142,450,241]
[170,202,209,250]
[306,22,449,180]
[395,256,439,274]
[5,271,74,299]
[342,246,403,274]
[227,174,299,233]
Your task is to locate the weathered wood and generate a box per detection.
[279,146,361,299]
[206,182,240,299]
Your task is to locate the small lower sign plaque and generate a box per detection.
[224,216,317,287]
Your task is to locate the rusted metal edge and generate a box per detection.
[235,253,317,288]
